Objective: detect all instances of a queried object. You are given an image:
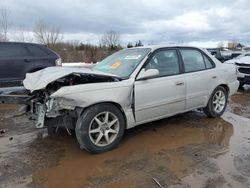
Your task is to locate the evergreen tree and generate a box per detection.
[127,42,133,48]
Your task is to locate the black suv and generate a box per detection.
[0,42,61,87]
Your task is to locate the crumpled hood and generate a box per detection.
[23,67,117,92]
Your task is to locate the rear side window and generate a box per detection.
[26,45,49,56]
[0,43,30,58]
[204,55,214,69]
[180,49,206,73]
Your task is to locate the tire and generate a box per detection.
[47,124,57,136]
[203,86,228,118]
[45,118,58,136]
[75,103,126,153]
[239,82,244,90]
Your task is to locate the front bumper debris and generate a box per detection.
[35,103,46,128]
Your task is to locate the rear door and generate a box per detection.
[0,43,31,86]
[179,48,216,110]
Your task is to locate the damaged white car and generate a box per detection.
[22,46,239,153]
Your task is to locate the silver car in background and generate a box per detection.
[23,45,239,153]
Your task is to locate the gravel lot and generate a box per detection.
[0,86,250,188]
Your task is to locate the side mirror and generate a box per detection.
[137,69,159,80]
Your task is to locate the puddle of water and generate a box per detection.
[30,112,237,188]
[229,90,250,118]
[181,112,250,188]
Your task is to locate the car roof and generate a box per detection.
[0,41,45,46]
[131,44,205,51]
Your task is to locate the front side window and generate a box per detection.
[180,49,206,73]
[93,48,150,78]
[144,50,180,77]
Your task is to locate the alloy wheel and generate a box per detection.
[212,90,226,113]
[89,111,120,147]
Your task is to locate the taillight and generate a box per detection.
[234,63,238,74]
[55,58,62,66]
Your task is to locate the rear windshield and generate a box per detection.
[26,45,50,56]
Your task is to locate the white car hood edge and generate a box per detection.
[23,67,118,92]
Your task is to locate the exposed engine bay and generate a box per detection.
[1,71,121,134]
[29,73,120,130]
[45,73,120,93]
[1,67,135,141]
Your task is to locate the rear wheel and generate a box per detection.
[75,103,125,153]
[239,82,244,90]
[203,86,228,118]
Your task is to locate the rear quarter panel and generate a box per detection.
[202,49,238,95]
[212,62,239,96]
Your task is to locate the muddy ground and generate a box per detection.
[0,87,250,188]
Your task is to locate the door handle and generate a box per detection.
[212,76,217,79]
[176,81,184,86]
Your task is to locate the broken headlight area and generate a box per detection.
[30,97,78,129]
[46,98,77,113]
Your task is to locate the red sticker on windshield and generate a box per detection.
[111,61,122,69]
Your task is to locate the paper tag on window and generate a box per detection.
[111,61,122,69]
[124,55,141,60]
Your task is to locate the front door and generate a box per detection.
[134,49,186,124]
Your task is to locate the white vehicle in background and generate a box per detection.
[21,45,239,153]
[225,53,250,88]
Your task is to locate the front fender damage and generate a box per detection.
[28,74,135,131]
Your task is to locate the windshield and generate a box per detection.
[93,48,151,78]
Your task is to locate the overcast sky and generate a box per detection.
[1,0,250,47]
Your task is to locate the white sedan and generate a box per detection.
[23,45,239,153]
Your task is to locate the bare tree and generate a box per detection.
[0,7,11,41]
[33,19,62,48]
[100,30,121,49]
[12,25,33,42]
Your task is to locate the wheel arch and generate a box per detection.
[204,84,229,118]
[76,101,128,129]
[206,83,230,106]
[218,84,229,95]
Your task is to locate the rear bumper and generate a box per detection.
[0,94,31,104]
[0,87,31,104]
[228,80,239,95]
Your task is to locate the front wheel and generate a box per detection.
[203,86,228,118]
[75,103,125,153]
